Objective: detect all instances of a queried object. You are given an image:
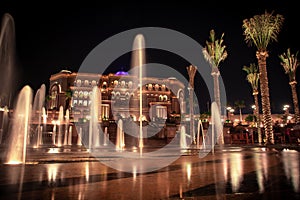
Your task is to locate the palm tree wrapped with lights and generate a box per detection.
[279,48,300,124]
[242,11,284,144]
[202,29,228,114]
[243,63,262,143]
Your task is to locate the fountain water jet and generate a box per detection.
[32,84,46,147]
[63,109,70,146]
[103,126,108,146]
[211,102,224,154]
[89,86,101,149]
[180,125,187,149]
[56,106,64,147]
[77,127,82,146]
[197,119,205,149]
[116,119,125,151]
[68,126,72,145]
[6,85,33,164]
[0,13,17,108]
[131,34,146,155]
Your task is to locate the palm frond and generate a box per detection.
[279,48,300,81]
[202,29,228,68]
[242,11,284,50]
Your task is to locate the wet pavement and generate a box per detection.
[0,144,300,200]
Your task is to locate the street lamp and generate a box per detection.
[283,104,290,112]
[226,106,232,121]
[283,104,290,124]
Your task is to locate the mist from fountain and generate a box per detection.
[6,85,33,164]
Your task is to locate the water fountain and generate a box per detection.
[116,119,125,151]
[180,125,187,149]
[5,85,33,164]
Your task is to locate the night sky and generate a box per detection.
[0,1,299,114]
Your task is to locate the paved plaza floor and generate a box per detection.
[0,144,300,200]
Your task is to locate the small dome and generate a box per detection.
[115,70,129,76]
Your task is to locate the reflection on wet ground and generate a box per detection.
[0,145,300,199]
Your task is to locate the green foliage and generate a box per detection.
[243,63,260,92]
[242,11,284,50]
[279,48,299,82]
[234,100,245,109]
[245,114,257,122]
[202,29,228,68]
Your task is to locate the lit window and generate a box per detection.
[79,91,83,98]
[77,79,82,87]
[91,80,97,86]
[73,91,78,98]
[83,91,89,98]
[83,100,88,107]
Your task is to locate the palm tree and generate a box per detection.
[279,48,300,124]
[243,63,262,143]
[234,100,245,123]
[202,29,228,114]
[242,11,284,144]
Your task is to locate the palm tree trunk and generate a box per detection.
[253,92,262,143]
[239,108,242,122]
[211,67,221,114]
[290,82,300,124]
[256,51,274,144]
[187,65,197,143]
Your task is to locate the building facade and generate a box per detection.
[47,69,186,145]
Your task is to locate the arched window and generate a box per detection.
[159,95,163,101]
[163,95,168,101]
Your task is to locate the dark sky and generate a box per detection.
[0,1,299,114]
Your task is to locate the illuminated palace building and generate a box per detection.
[47,69,186,145]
